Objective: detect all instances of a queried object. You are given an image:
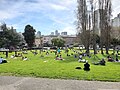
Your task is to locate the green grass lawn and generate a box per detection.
[0,49,120,82]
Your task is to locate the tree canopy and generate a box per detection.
[22,25,36,48]
[51,38,65,47]
[0,23,23,49]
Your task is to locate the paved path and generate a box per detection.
[0,76,120,90]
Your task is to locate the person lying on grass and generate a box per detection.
[78,59,87,63]
[115,57,120,62]
[22,51,28,54]
[11,55,18,59]
[93,58,106,65]
[22,56,28,61]
[0,57,7,64]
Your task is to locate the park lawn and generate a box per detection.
[0,50,120,82]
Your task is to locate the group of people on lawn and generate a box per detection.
[0,48,119,68]
[0,51,29,64]
[107,53,120,62]
[74,49,120,70]
[54,48,120,64]
[10,52,28,61]
[55,49,64,60]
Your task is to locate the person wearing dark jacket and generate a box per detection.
[84,62,90,71]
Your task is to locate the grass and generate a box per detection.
[0,49,120,82]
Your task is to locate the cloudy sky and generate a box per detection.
[0,0,119,35]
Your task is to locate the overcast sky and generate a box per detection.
[0,0,119,35]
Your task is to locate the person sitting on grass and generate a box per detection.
[57,48,61,54]
[59,55,64,60]
[74,54,77,58]
[108,57,114,62]
[55,55,60,60]
[116,57,118,62]
[46,51,49,55]
[115,57,120,62]
[79,54,82,60]
[87,54,91,58]
[17,53,22,57]
[31,50,37,55]
[67,53,70,56]
[84,62,90,71]
[54,50,57,55]
[99,58,106,65]
[10,55,15,59]
[55,55,64,60]
[22,56,28,61]
[71,53,73,55]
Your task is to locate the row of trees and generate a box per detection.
[22,25,65,48]
[0,23,65,49]
[0,23,36,49]
[77,0,114,54]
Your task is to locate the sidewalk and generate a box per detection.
[0,76,120,90]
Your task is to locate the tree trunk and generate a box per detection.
[93,11,97,54]
[105,46,109,54]
[86,44,90,54]
[113,46,115,54]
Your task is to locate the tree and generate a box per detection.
[22,25,36,48]
[90,34,100,46]
[111,38,120,54]
[98,0,112,54]
[51,38,65,47]
[90,0,98,54]
[77,0,90,54]
[7,30,23,48]
[0,23,23,49]
[1,23,7,31]
[104,0,112,54]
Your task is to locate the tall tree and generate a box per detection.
[99,0,104,54]
[77,0,90,54]
[90,0,97,54]
[98,0,112,54]
[23,25,36,48]
[104,0,112,54]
